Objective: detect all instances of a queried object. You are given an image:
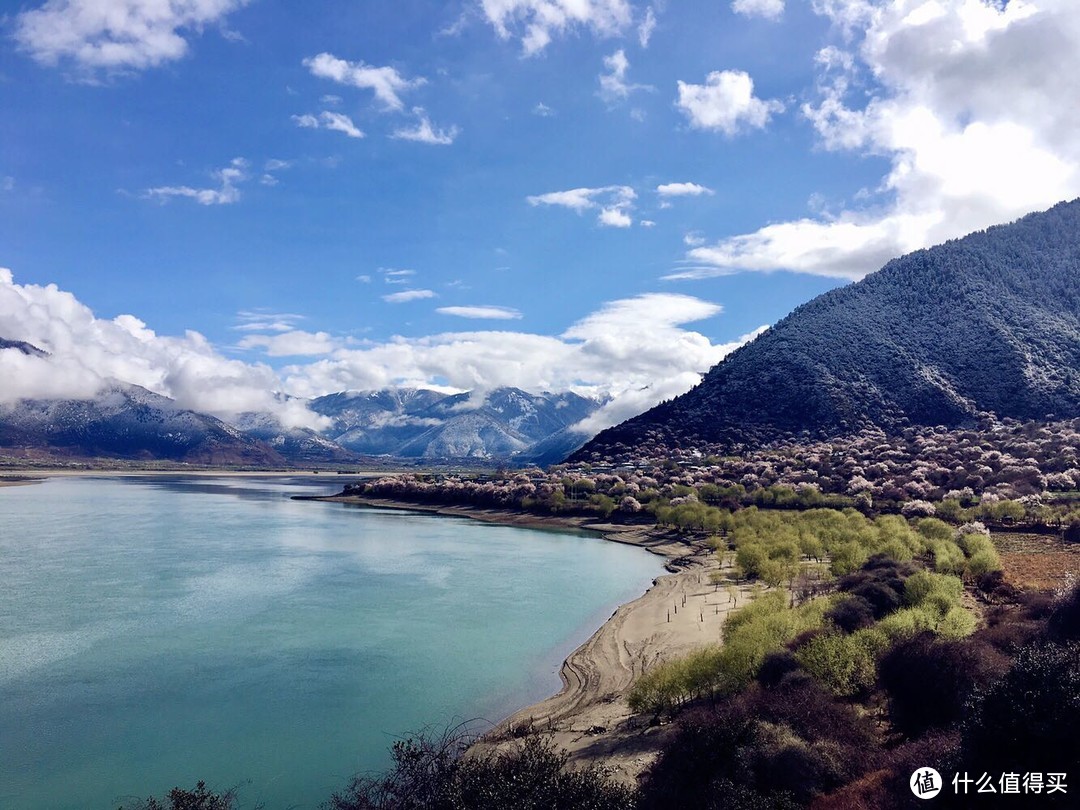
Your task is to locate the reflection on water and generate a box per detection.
[0,476,662,810]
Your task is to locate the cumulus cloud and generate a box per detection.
[681,0,1080,280]
[14,0,250,72]
[437,305,523,320]
[0,268,325,428]
[390,108,459,145]
[676,69,785,135]
[143,157,248,205]
[533,102,555,117]
[303,52,425,111]
[479,0,634,55]
[382,289,436,303]
[657,182,714,197]
[292,111,365,138]
[732,0,784,21]
[598,49,652,103]
[527,184,637,228]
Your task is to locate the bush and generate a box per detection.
[825,596,876,633]
[961,641,1080,777]
[117,782,240,810]
[796,632,879,697]
[879,634,1003,737]
[327,731,635,810]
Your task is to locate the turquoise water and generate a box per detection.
[0,476,663,809]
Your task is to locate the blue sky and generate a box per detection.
[2,1,1078,431]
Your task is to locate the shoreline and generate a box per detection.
[313,494,751,783]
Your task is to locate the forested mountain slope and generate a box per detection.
[574,199,1080,460]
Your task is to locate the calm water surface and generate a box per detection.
[0,476,663,809]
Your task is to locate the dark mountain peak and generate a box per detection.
[573,199,1080,462]
[0,337,48,357]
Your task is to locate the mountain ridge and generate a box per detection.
[573,199,1080,461]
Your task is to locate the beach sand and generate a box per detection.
[318,495,754,785]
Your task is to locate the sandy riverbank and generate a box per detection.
[316,494,754,784]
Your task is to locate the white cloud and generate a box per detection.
[437,305,523,320]
[382,289,436,303]
[391,108,459,145]
[0,268,763,440]
[598,206,632,228]
[527,184,637,227]
[2,177,14,192]
[319,111,364,138]
[233,310,305,333]
[280,291,759,435]
[14,0,250,72]
[640,219,656,227]
[303,52,425,111]
[638,6,657,47]
[676,69,785,135]
[598,49,652,103]
[732,0,785,21]
[237,330,341,357]
[143,157,248,206]
[479,0,634,55]
[533,102,556,116]
[380,268,416,284]
[657,182,714,197]
[292,111,365,138]
[0,268,325,428]
[679,0,1080,281]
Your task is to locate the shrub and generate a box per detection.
[879,634,1003,737]
[961,641,1080,777]
[825,596,876,633]
[796,632,879,697]
[327,731,635,810]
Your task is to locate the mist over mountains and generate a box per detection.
[0,372,603,465]
[575,199,1080,462]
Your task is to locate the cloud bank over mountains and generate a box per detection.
[680,0,1080,281]
[0,270,759,436]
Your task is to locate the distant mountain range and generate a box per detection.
[0,383,286,466]
[574,199,1080,461]
[0,366,602,465]
[310,387,602,464]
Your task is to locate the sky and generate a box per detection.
[2,0,1079,431]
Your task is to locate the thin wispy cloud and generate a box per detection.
[479,0,634,56]
[391,108,459,145]
[437,305,523,320]
[598,49,652,104]
[527,185,637,228]
[731,0,784,22]
[143,158,248,206]
[303,52,425,111]
[382,289,436,303]
[292,111,365,138]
